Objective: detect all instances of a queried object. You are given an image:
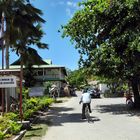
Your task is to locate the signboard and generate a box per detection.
[0,76,17,88]
[29,87,45,97]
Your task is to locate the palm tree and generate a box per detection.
[0,0,47,68]
[0,0,48,115]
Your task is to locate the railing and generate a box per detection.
[34,74,65,80]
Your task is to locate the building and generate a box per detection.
[10,59,67,96]
[0,59,67,112]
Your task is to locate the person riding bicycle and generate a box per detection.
[79,92,92,119]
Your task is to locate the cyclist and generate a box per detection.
[79,92,92,119]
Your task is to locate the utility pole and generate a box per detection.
[1,12,5,115]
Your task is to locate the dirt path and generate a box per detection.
[41,91,140,140]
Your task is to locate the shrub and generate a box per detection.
[0,117,9,131]
[22,96,54,120]
[103,90,124,98]
[0,131,4,140]
[4,112,19,121]
[23,109,34,120]
[9,121,21,135]
[39,97,54,107]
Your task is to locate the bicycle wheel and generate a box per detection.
[85,105,90,122]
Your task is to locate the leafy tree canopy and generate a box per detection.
[0,0,48,55]
[62,0,140,82]
[62,0,140,106]
[66,68,88,89]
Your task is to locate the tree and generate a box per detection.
[0,0,48,68]
[0,0,48,115]
[62,0,140,107]
[66,69,88,89]
[11,47,47,87]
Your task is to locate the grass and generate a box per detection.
[22,124,48,140]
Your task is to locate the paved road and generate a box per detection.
[42,91,140,140]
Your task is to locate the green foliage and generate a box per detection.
[22,88,29,99]
[62,0,140,105]
[39,97,54,107]
[0,131,4,140]
[0,116,10,131]
[103,90,124,98]
[24,64,36,88]
[23,109,34,120]
[62,0,140,81]
[43,82,52,95]
[23,96,54,120]
[9,122,22,135]
[4,112,18,122]
[0,114,21,137]
[66,68,88,89]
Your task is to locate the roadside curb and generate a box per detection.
[12,130,26,140]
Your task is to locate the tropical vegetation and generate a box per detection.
[0,88,54,139]
[0,0,48,69]
[62,0,140,107]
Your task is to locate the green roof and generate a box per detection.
[44,59,52,65]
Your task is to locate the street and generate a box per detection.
[41,91,140,140]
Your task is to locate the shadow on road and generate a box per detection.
[96,103,140,117]
[34,106,101,126]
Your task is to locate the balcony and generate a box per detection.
[34,74,65,81]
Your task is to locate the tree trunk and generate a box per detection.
[131,78,140,108]
[20,54,23,121]
[5,45,9,69]
[5,44,10,112]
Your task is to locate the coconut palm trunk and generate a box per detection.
[5,44,9,69]
[19,53,23,121]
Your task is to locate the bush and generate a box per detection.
[22,96,54,120]
[39,97,54,107]
[23,109,34,120]
[9,121,21,135]
[103,90,124,98]
[4,112,19,121]
[0,116,9,131]
[0,115,21,138]
[0,131,4,140]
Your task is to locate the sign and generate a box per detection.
[0,76,17,88]
[29,87,45,97]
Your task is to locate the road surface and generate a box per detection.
[41,91,140,140]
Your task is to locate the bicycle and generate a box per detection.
[85,104,90,122]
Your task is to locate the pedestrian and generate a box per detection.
[79,92,92,119]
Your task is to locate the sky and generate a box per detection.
[0,0,82,71]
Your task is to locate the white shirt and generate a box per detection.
[81,92,91,103]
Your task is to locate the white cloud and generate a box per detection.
[67,1,79,9]
[65,1,80,17]
[67,1,73,6]
[66,8,73,18]
[49,1,65,7]
[48,0,81,18]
